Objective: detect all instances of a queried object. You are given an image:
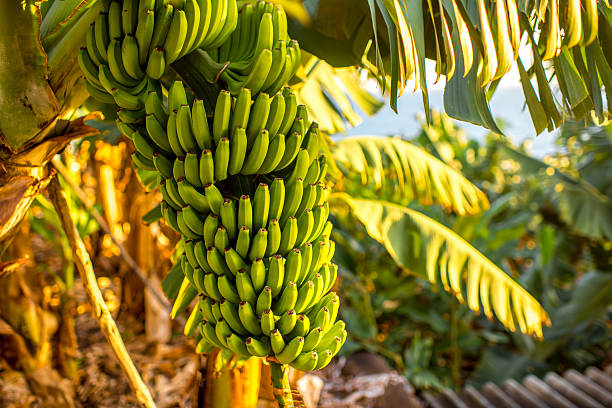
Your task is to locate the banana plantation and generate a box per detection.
[0,0,610,407]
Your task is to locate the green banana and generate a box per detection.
[177,104,199,153]
[94,13,110,62]
[131,130,155,159]
[121,0,138,35]
[192,99,213,150]
[276,336,304,364]
[203,272,222,301]
[214,226,229,252]
[270,329,285,354]
[108,1,123,42]
[203,213,219,248]
[163,8,188,63]
[225,247,247,275]
[278,309,297,335]
[132,152,155,170]
[256,285,272,316]
[288,148,310,182]
[257,133,285,174]
[184,152,202,187]
[213,90,231,144]
[261,309,275,335]
[182,205,205,236]
[199,149,215,185]
[269,178,285,222]
[228,127,247,175]
[214,137,230,181]
[266,218,281,256]
[272,280,297,315]
[246,336,271,357]
[248,228,267,261]
[215,318,232,347]
[250,258,266,293]
[241,129,269,174]
[218,274,240,304]
[279,88,297,136]
[179,0,201,57]
[291,351,318,372]
[289,314,310,338]
[199,296,216,322]
[122,34,144,79]
[267,255,285,297]
[230,88,251,135]
[278,216,297,254]
[145,91,168,124]
[204,183,223,215]
[173,157,186,180]
[145,114,172,153]
[246,92,270,145]
[303,327,323,351]
[295,209,314,248]
[238,301,262,335]
[219,198,237,239]
[153,152,173,178]
[135,6,154,65]
[236,226,251,258]
[280,178,303,225]
[177,179,209,213]
[168,81,187,114]
[293,280,315,314]
[149,3,173,52]
[220,299,249,336]
[201,321,225,348]
[253,183,270,232]
[238,195,253,231]
[236,269,257,305]
[167,110,186,157]
[296,183,316,220]
[207,246,231,276]
[284,248,301,285]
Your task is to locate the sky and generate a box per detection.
[344,61,559,157]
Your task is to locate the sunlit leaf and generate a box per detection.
[337,195,550,337]
[332,136,489,215]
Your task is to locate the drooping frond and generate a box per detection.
[332,136,489,215]
[292,53,384,134]
[287,0,612,133]
[499,143,612,241]
[337,195,550,337]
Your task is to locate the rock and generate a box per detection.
[297,374,324,408]
[342,351,392,377]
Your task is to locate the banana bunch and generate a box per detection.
[195,1,301,96]
[79,0,237,107]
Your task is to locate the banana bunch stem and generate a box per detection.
[269,361,294,407]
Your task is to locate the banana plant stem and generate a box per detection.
[48,175,156,408]
[269,361,294,408]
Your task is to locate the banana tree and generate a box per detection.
[0,0,610,406]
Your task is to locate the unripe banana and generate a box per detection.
[177,104,199,153]
[295,209,314,248]
[267,255,284,297]
[272,280,297,315]
[236,269,257,305]
[203,272,222,300]
[278,216,297,254]
[294,280,315,314]
[225,247,248,275]
[153,152,173,178]
[201,321,225,348]
[204,183,223,215]
[256,285,273,316]
[275,131,302,171]
[180,0,201,57]
[177,210,200,239]
[145,91,168,124]
[207,246,231,276]
[215,318,232,347]
[296,184,316,220]
[304,327,323,351]
[121,0,138,35]
[261,309,275,335]
[199,296,216,322]
[199,149,215,185]
[246,336,271,357]
[122,34,144,79]
[214,137,230,181]
[164,177,186,208]
[278,309,297,335]
[292,351,318,372]
[219,199,237,239]
[213,90,232,144]
[248,228,267,261]
[184,152,202,187]
[211,300,223,322]
[230,88,251,135]
[241,129,269,174]
[169,81,188,112]
[194,241,214,273]
[167,110,186,157]
[289,314,310,338]
[177,179,209,213]
[161,202,180,231]
[238,195,253,231]
[270,329,286,354]
[257,133,285,174]
[214,226,229,252]
[250,258,267,293]
[253,183,270,231]
[182,205,205,236]
[163,8,188,63]
[218,274,240,304]
[228,128,247,175]
[269,178,285,222]
[279,88,297,136]
[276,335,304,364]
[94,13,110,62]
[108,1,123,42]
[266,218,281,256]
[173,157,186,180]
[288,148,310,182]
[192,99,213,150]
[131,152,155,170]
[246,92,270,145]
[280,178,303,225]
[238,301,262,335]
[314,349,333,370]
[192,267,206,294]
[203,213,219,248]
[220,299,249,336]
[297,242,312,286]
[236,226,251,258]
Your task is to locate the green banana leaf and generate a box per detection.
[332,136,489,215]
[287,0,612,133]
[336,194,550,337]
